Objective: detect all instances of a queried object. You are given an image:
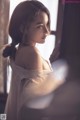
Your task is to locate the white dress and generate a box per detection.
[5,59,64,120]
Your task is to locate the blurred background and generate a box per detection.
[0,0,80,117]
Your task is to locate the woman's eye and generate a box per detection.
[36,25,43,29]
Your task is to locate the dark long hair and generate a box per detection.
[3,0,50,58]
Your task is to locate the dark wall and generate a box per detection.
[50,3,80,78]
[60,3,80,77]
[61,3,80,60]
[0,94,7,113]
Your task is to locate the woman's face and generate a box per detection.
[25,11,50,45]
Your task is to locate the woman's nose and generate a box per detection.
[44,26,50,35]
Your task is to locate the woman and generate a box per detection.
[3,1,64,120]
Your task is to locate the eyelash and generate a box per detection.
[37,25,49,31]
[37,25,43,29]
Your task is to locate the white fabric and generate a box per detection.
[5,60,64,120]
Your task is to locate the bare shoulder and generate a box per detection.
[15,46,43,70]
